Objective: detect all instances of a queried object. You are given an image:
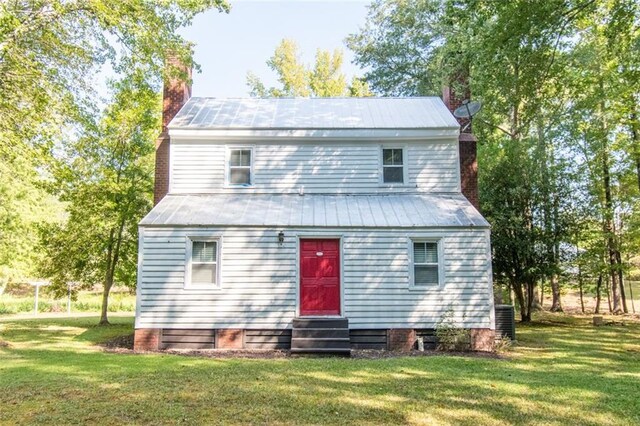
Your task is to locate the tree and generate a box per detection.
[0,151,63,293]
[39,73,157,325]
[0,0,229,289]
[348,0,590,321]
[247,38,372,97]
[560,0,640,314]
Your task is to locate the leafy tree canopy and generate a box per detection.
[0,0,229,287]
[39,71,158,324]
[247,38,372,97]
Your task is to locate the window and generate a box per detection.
[228,148,252,185]
[412,241,440,286]
[186,238,219,287]
[382,148,405,184]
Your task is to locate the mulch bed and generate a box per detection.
[100,334,503,359]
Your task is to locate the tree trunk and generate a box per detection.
[550,274,563,312]
[99,228,116,326]
[99,275,113,325]
[628,108,640,192]
[628,276,636,314]
[524,280,535,322]
[606,273,612,313]
[512,280,528,322]
[598,83,621,314]
[98,216,128,326]
[595,273,602,314]
[602,148,622,313]
[540,279,545,309]
[615,250,628,313]
[577,260,585,314]
[532,282,543,311]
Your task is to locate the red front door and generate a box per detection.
[300,239,340,316]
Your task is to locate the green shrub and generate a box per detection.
[435,307,471,351]
[0,303,16,315]
[494,335,513,353]
[17,300,34,313]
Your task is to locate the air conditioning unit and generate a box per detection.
[495,304,516,341]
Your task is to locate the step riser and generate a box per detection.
[291,349,351,356]
[293,318,349,329]
[292,329,350,339]
[291,339,351,350]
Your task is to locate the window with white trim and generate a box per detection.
[228,148,252,185]
[412,241,440,286]
[187,239,219,287]
[382,148,405,184]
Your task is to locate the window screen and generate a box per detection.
[191,241,217,284]
[382,148,404,183]
[413,241,439,285]
[229,149,252,185]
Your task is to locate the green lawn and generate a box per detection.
[1,315,639,425]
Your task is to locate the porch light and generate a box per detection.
[278,231,285,246]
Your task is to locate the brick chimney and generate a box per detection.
[442,71,479,211]
[154,56,192,205]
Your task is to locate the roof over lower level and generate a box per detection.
[169,97,460,131]
[140,194,488,228]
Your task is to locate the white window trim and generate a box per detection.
[225,146,254,188]
[379,145,410,186]
[184,236,222,290]
[408,237,445,290]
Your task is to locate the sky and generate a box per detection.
[181,0,370,97]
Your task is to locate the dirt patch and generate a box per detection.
[167,349,291,359]
[101,333,134,351]
[351,349,504,360]
[100,335,504,360]
[0,340,10,348]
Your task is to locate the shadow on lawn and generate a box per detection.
[1,316,639,425]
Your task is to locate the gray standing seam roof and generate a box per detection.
[169,97,460,130]
[140,194,488,228]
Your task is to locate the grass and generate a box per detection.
[1,314,639,425]
[0,290,136,316]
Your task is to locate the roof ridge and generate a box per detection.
[186,96,444,100]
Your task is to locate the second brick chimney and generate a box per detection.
[442,71,479,211]
[154,56,192,205]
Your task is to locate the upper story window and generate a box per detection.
[411,240,442,287]
[228,148,252,186]
[382,147,405,184]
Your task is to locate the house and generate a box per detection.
[133,68,496,353]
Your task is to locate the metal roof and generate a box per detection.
[140,194,488,228]
[169,97,460,130]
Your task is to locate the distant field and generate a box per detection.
[4,280,638,317]
[0,287,135,316]
[543,280,640,315]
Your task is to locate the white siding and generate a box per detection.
[169,140,459,194]
[136,226,494,330]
